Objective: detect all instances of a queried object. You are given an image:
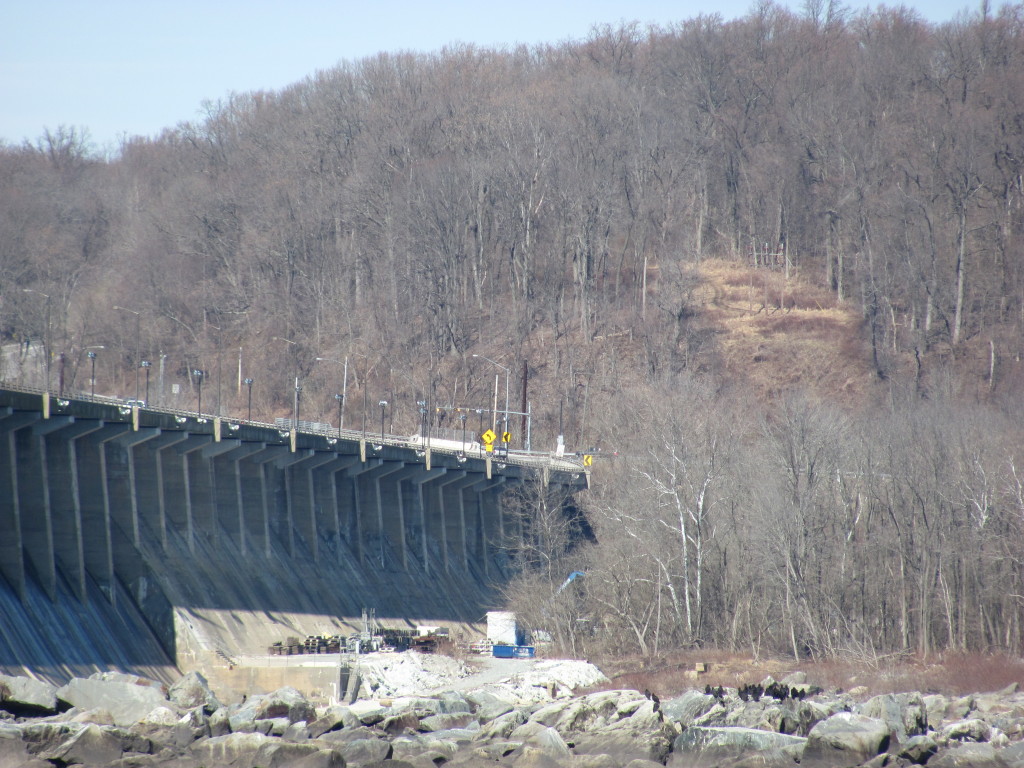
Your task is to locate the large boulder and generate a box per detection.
[859,692,929,743]
[802,712,891,768]
[570,700,677,764]
[927,741,1002,767]
[189,731,272,766]
[315,733,392,764]
[253,686,316,723]
[0,675,58,715]
[252,740,345,768]
[55,677,170,727]
[418,711,475,732]
[507,721,572,758]
[38,723,124,766]
[940,717,992,744]
[305,708,362,737]
[168,670,222,712]
[662,690,718,726]
[478,708,529,740]
[668,725,806,768]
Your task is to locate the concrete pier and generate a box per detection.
[0,390,588,683]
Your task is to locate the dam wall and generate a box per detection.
[0,390,588,686]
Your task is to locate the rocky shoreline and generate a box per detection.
[3,661,1024,767]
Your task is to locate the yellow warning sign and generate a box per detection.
[481,428,496,444]
[583,454,593,466]
[502,431,512,443]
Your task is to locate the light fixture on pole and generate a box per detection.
[141,360,151,404]
[193,369,204,417]
[473,354,510,436]
[88,351,98,397]
[244,377,254,421]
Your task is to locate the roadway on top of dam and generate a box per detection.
[0,385,590,489]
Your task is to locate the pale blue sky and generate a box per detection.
[3,0,983,153]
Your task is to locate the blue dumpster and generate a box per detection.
[492,644,515,658]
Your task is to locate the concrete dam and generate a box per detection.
[0,388,589,692]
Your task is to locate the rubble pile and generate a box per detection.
[4,663,1024,766]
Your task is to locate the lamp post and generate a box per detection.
[23,289,51,391]
[113,305,142,401]
[273,336,300,429]
[316,356,351,433]
[88,351,97,397]
[473,354,510,435]
[193,369,204,416]
[141,360,151,404]
[417,400,427,437]
[459,411,467,451]
[244,377,254,421]
[379,399,388,443]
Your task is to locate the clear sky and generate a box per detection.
[3,0,983,153]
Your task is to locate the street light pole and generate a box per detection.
[473,354,510,437]
[141,360,151,404]
[379,399,388,443]
[193,369,204,417]
[244,377,254,421]
[88,351,97,397]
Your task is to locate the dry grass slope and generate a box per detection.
[694,259,873,403]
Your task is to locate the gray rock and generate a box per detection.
[999,740,1024,768]
[780,671,808,686]
[390,696,442,716]
[285,720,311,741]
[476,699,515,722]
[208,706,232,736]
[380,711,421,735]
[508,721,571,757]
[418,711,475,732]
[478,708,529,740]
[860,692,929,742]
[253,740,343,768]
[923,694,950,730]
[168,671,221,712]
[899,733,938,764]
[668,725,806,768]
[347,700,389,725]
[56,678,170,727]
[436,691,473,714]
[570,701,677,764]
[189,730,271,766]
[940,717,992,743]
[928,741,1001,767]
[391,734,460,762]
[320,735,392,764]
[308,705,362,737]
[662,690,718,725]
[802,712,891,768]
[39,723,124,766]
[0,674,58,714]
[254,686,316,723]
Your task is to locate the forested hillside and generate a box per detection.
[4,2,1024,659]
